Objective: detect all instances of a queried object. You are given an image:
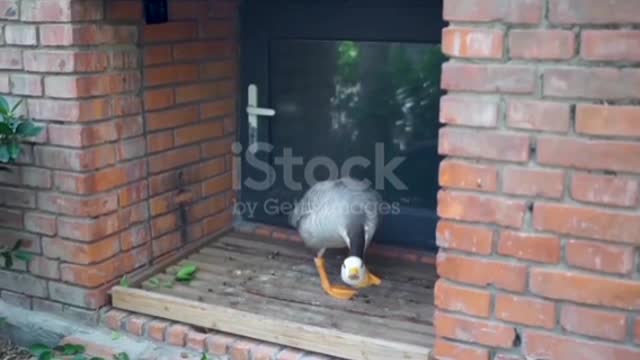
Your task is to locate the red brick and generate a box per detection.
[437,252,527,292]
[144,45,172,66]
[167,0,208,20]
[173,40,234,61]
[116,116,144,139]
[151,211,180,237]
[147,320,169,341]
[48,122,118,148]
[202,172,232,196]
[119,180,148,207]
[61,256,123,287]
[24,212,56,236]
[0,0,18,20]
[495,294,556,329]
[35,145,115,171]
[112,95,141,116]
[24,50,109,73]
[147,131,174,153]
[107,0,142,21]
[165,324,191,346]
[175,80,235,104]
[277,349,304,360]
[28,98,111,122]
[560,304,627,341]
[103,310,128,330]
[126,315,150,337]
[506,100,571,133]
[144,64,199,86]
[48,281,112,309]
[530,268,640,310]
[549,0,640,25]
[635,318,640,344]
[0,186,35,208]
[229,340,255,360]
[10,74,42,96]
[576,104,640,138]
[184,158,226,183]
[143,21,198,43]
[57,212,121,242]
[439,128,529,163]
[434,279,491,317]
[39,24,135,46]
[538,136,640,174]
[436,221,494,255]
[252,343,281,360]
[148,145,200,174]
[543,67,640,100]
[566,239,635,275]
[435,311,516,348]
[29,256,60,280]
[185,330,207,351]
[493,354,523,360]
[144,88,174,111]
[503,167,564,199]
[0,48,22,69]
[571,172,639,208]
[175,121,224,146]
[533,202,640,245]
[201,137,232,158]
[442,27,504,59]
[188,195,226,222]
[20,0,103,22]
[439,96,499,128]
[443,0,543,24]
[146,105,199,131]
[524,330,640,360]
[201,98,235,119]
[5,24,37,45]
[207,334,236,355]
[433,339,489,360]
[438,190,526,228]
[442,63,536,94]
[43,236,120,265]
[21,167,51,189]
[202,210,232,236]
[117,137,146,161]
[202,20,235,38]
[152,231,181,257]
[54,160,147,195]
[498,231,561,264]
[44,72,140,99]
[581,30,640,62]
[200,60,235,79]
[509,30,575,60]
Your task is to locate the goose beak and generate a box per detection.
[348,268,360,280]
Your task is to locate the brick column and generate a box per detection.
[435,0,640,359]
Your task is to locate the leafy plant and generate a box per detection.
[113,353,130,360]
[111,331,122,340]
[200,352,214,360]
[29,343,104,360]
[0,97,43,171]
[119,275,130,288]
[1,239,33,269]
[175,264,198,283]
[148,277,174,289]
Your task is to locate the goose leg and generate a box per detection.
[360,269,382,288]
[314,249,357,300]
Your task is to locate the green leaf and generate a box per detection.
[200,352,213,360]
[148,277,160,288]
[120,275,130,288]
[72,355,88,360]
[10,99,23,114]
[62,344,86,355]
[2,252,13,269]
[30,344,51,356]
[0,96,9,115]
[13,250,33,263]
[162,280,174,288]
[8,142,20,160]
[12,239,22,251]
[0,122,13,136]
[16,121,43,138]
[175,264,197,281]
[111,331,121,340]
[0,145,9,163]
[38,350,54,360]
[89,357,106,360]
[113,352,130,360]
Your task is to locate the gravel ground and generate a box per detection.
[0,339,31,360]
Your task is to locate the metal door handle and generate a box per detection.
[246,84,275,153]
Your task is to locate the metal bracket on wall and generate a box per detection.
[246,84,276,153]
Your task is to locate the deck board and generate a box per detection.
[111,231,436,360]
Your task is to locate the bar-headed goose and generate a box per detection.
[289,177,382,300]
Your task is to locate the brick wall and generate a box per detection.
[435,0,640,359]
[0,0,237,317]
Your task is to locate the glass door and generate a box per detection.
[239,0,446,252]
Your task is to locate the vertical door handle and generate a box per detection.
[246,84,275,153]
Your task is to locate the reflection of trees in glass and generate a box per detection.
[328,41,448,208]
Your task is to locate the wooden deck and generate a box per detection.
[111,231,436,360]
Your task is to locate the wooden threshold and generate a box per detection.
[111,232,435,360]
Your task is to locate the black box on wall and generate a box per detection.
[144,0,168,24]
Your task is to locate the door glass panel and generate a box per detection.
[265,39,446,250]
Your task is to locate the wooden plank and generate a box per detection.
[112,286,432,360]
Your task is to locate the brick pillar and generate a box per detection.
[435,0,640,359]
